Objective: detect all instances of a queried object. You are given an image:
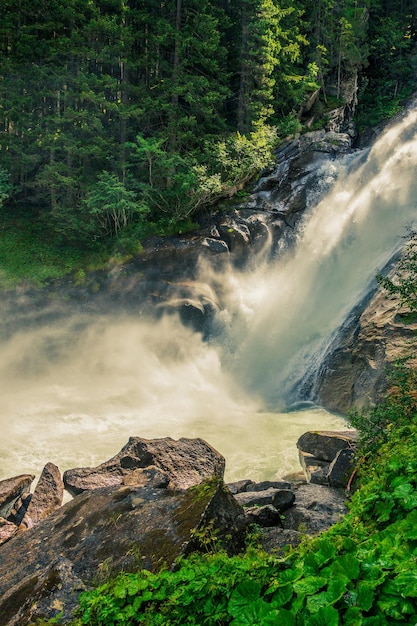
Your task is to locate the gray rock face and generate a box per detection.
[21,462,64,529]
[297,430,358,487]
[328,449,356,488]
[234,488,295,512]
[282,484,348,535]
[0,517,18,545]
[0,479,246,626]
[227,479,254,495]
[245,504,283,528]
[0,475,34,520]
[315,286,417,414]
[63,436,225,496]
[297,430,358,462]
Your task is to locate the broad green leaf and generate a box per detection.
[271,583,293,607]
[391,571,417,597]
[277,567,304,585]
[362,616,388,625]
[113,582,127,599]
[305,605,339,626]
[229,598,276,625]
[306,578,347,613]
[276,608,296,626]
[127,577,149,596]
[303,552,320,575]
[344,607,364,625]
[293,576,327,596]
[327,577,349,602]
[315,538,337,566]
[393,482,414,498]
[228,580,262,618]
[356,581,376,611]
[331,554,361,581]
[376,593,403,619]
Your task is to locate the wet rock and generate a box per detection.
[63,436,225,496]
[249,480,292,492]
[227,479,254,495]
[245,504,283,528]
[234,488,295,512]
[0,475,34,520]
[313,131,352,153]
[0,517,18,546]
[257,528,303,555]
[297,430,358,462]
[202,237,229,254]
[297,430,358,486]
[7,493,32,525]
[316,284,417,413]
[0,479,246,626]
[309,466,330,486]
[282,484,347,535]
[0,556,87,626]
[21,463,64,529]
[328,449,356,488]
[122,465,170,488]
[218,219,251,259]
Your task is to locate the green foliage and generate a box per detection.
[84,171,149,237]
[0,217,109,289]
[377,234,417,313]
[0,0,381,256]
[0,166,13,207]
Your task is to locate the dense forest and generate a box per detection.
[0,0,416,271]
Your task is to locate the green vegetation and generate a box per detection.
[2,0,415,287]
[65,363,417,624]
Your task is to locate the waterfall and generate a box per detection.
[1,105,417,484]
[221,105,417,406]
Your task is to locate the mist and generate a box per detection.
[2,107,417,484]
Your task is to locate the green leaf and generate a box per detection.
[229,598,277,625]
[305,605,339,626]
[277,567,304,585]
[306,578,347,613]
[228,581,262,618]
[271,584,293,607]
[356,581,376,611]
[275,609,296,626]
[315,538,337,566]
[331,554,361,581]
[392,571,417,597]
[344,607,364,625]
[303,553,320,575]
[293,577,327,596]
[127,577,149,596]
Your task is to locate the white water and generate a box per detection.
[1,106,417,485]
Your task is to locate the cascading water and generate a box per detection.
[1,105,417,485]
[224,106,417,407]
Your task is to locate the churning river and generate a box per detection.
[2,105,417,484]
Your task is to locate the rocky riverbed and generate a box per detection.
[0,429,358,625]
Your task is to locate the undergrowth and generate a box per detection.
[0,218,110,289]
[60,364,417,625]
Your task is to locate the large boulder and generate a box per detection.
[0,479,246,626]
[21,462,64,529]
[234,488,295,512]
[297,430,358,462]
[297,430,358,486]
[63,436,225,496]
[0,475,34,520]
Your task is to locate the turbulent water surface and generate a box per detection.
[2,106,417,484]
